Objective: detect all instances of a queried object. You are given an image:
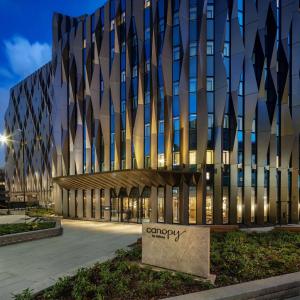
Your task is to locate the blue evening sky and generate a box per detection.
[0,0,107,166]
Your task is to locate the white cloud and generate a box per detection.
[4,36,51,78]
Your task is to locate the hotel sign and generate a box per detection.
[142,223,211,279]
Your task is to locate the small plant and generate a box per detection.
[0,222,56,236]
[14,231,300,300]
[13,288,33,300]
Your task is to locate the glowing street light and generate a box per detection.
[0,134,9,144]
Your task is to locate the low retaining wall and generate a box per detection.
[0,219,63,246]
[166,271,300,300]
[274,225,300,233]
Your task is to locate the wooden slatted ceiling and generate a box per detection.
[53,169,201,190]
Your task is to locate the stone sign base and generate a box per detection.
[142,223,214,281]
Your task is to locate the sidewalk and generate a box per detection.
[166,272,300,300]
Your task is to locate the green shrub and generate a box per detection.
[14,231,300,300]
[13,289,33,300]
[0,222,56,236]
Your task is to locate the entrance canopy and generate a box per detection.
[53,169,201,190]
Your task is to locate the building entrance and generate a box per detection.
[110,188,151,223]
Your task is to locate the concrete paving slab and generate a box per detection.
[0,220,141,299]
[0,215,29,224]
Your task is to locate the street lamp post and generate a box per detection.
[0,128,26,222]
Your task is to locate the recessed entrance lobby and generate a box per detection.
[53,169,202,225]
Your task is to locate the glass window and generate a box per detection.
[222,187,229,224]
[189,78,197,92]
[189,114,197,129]
[237,187,243,223]
[158,153,165,167]
[206,172,210,180]
[145,91,151,104]
[190,42,197,56]
[189,7,197,20]
[206,150,214,164]
[251,187,256,223]
[158,187,165,222]
[189,186,197,224]
[207,41,214,55]
[173,12,179,25]
[145,124,150,137]
[207,5,214,19]
[173,152,180,166]
[189,150,196,165]
[121,71,126,82]
[173,81,179,96]
[264,187,268,222]
[223,42,230,56]
[189,57,197,78]
[223,115,229,128]
[173,46,180,60]
[208,113,214,128]
[207,20,214,39]
[206,192,213,224]
[207,77,214,91]
[133,65,138,77]
[172,187,180,223]
[238,117,243,130]
[223,151,229,165]
[159,120,164,134]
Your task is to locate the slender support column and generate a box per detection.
[95,189,101,220]
[196,172,205,225]
[77,190,83,219]
[256,166,265,225]
[62,189,68,217]
[104,188,111,221]
[150,186,158,223]
[165,185,173,224]
[180,181,189,225]
[53,183,62,215]
[69,190,76,218]
[85,190,92,219]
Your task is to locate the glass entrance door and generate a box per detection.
[120,197,151,223]
[140,197,151,223]
[111,197,121,222]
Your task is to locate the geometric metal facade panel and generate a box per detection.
[5,0,300,226]
[5,63,52,205]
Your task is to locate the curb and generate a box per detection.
[0,219,63,247]
[165,272,300,300]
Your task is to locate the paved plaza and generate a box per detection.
[0,219,142,299]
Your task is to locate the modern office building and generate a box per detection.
[5,0,300,225]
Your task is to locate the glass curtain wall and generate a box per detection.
[188,0,198,166]
[120,0,126,169]
[206,0,215,224]
[110,0,116,171]
[131,13,139,168]
[237,0,244,223]
[172,0,181,168]
[144,0,152,168]
[157,0,166,168]
[222,7,231,224]
[83,18,87,174]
